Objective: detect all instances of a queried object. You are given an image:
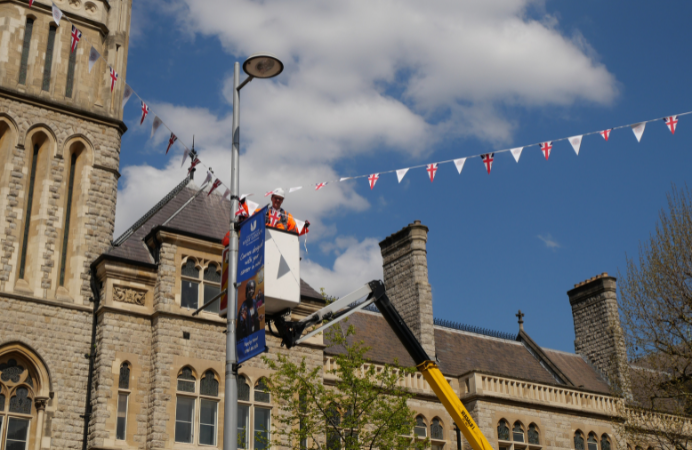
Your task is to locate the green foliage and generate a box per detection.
[262,323,428,450]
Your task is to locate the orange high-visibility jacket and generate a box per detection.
[255,207,297,233]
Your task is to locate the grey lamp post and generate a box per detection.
[225,53,283,450]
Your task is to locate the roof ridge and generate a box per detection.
[112,174,192,247]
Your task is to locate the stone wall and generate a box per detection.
[379,220,436,358]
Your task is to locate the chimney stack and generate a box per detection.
[379,221,436,358]
[568,273,630,395]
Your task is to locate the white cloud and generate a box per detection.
[301,237,383,299]
[537,233,561,250]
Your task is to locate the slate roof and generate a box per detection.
[102,175,324,301]
[325,311,612,394]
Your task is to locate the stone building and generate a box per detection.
[0,1,688,449]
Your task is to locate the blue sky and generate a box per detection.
[116,0,692,353]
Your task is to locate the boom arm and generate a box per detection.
[267,280,495,450]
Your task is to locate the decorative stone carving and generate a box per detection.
[113,286,146,306]
[85,2,97,13]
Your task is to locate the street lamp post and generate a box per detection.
[224,53,283,450]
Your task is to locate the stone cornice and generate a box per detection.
[0,291,92,312]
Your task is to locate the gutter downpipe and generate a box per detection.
[82,266,101,450]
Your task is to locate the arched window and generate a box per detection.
[588,433,598,450]
[237,376,272,450]
[116,362,130,441]
[574,431,585,450]
[326,404,340,450]
[528,424,540,445]
[513,422,525,442]
[635,446,643,450]
[498,419,510,441]
[601,435,611,450]
[431,417,444,440]
[18,18,34,85]
[42,25,57,91]
[203,264,222,313]
[174,367,220,446]
[180,259,200,309]
[414,415,427,437]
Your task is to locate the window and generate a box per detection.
[237,376,272,450]
[18,144,40,280]
[18,18,34,85]
[414,416,427,437]
[0,358,35,450]
[498,420,510,441]
[58,152,77,286]
[499,420,541,450]
[513,423,524,443]
[528,424,539,445]
[601,435,611,450]
[116,363,130,441]
[174,368,220,446]
[431,417,444,450]
[42,26,57,91]
[180,259,221,312]
[588,434,598,450]
[65,39,77,97]
[574,432,585,450]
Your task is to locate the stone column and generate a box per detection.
[568,273,630,395]
[379,220,436,358]
[33,397,49,450]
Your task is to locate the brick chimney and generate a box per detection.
[568,273,630,395]
[379,221,436,359]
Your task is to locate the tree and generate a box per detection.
[619,184,692,449]
[262,322,428,450]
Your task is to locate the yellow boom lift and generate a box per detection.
[268,280,495,450]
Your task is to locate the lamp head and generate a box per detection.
[243,53,284,79]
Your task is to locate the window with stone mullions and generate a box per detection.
[498,420,541,450]
[116,363,130,441]
[236,376,271,450]
[0,358,36,450]
[174,368,219,446]
[180,259,221,312]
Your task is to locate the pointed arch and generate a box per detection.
[0,340,51,397]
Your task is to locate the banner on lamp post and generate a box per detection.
[235,206,267,363]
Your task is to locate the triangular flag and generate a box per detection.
[426,164,438,182]
[315,182,327,191]
[151,116,163,138]
[28,0,34,7]
[140,101,149,125]
[396,168,409,183]
[223,188,230,200]
[453,158,466,174]
[510,147,523,163]
[540,142,552,160]
[631,122,646,142]
[600,129,612,141]
[88,47,100,73]
[289,186,302,194]
[367,173,379,190]
[295,219,306,235]
[664,116,678,135]
[70,25,81,53]
[181,148,190,167]
[108,66,118,93]
[122,84,134,108]
[207,179,222,196]
[339,177,352,182]
[203,170,213,186]
[51,3,63,25]
[166,133,177,154]
[569,135,582,155]
[246,199,259,212]
[240,193,253,200]
[265,190,275,197]
[481,153,494,174]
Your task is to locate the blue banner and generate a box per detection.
[236,207,267,364]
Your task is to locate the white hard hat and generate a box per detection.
[273,188,285,198]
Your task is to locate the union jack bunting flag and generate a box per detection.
[70,25,82,53]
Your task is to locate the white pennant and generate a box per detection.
[569,135,583,155]
[203,171,213,186]
[151,116,163,138]
[396,168,409,183]
[339,177,352,182]
[51,3,63,25]
[122,84,134,108]
[223,189,230,200]
[510,147,523,163]
[181,148,190,167]
[453,158,466,174]
[88,47,100,73]
[631,122,646,142]
[240,193,253,200]
[245,199,259,212]
[289,186,302,194]
[294,219,306,235]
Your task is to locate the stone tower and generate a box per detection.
[568,273,630,395]
[379,220,436,358]
[0,0,131,302]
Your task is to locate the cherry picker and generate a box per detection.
[268,280,495,450]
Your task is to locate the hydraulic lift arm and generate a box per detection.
[267,280,495,450]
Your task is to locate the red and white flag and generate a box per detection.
[367,173,379,190]
[315,182,327,191]
[631,122,646,142]
[70,25,81,53]
[188,157,200,174]
[140,101,149,125]
[454,158,466,174]
[600,129,611,141]
[664,116,678,135]
[269,209,282,226]
[208,179,222,196]
[510,147,523,163]
[481,153,494,174]
[109,67,118,92]
[540,142,552,160]
[166,133,177,154]
[28,0,34,7]
[426,163,438,182]
[396,168,409,183]
[264,190,275,197]
[569,135,583,155]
